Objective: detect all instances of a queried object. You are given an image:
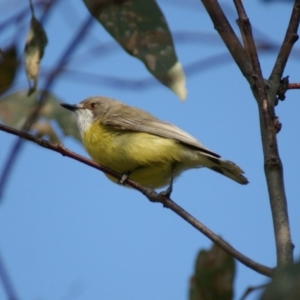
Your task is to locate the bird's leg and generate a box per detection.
[119,171,132,185]
[119,166,142,185]
[160,165,175,198]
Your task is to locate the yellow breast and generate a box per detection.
[81,120,187,188]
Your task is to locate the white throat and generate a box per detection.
[75,109,94,137]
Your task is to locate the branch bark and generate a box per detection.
[233,0,294,267]
[0,123,273,277]
[269,0,300,90]
[201,0,298,267]
[288,82,300,89]
[200,0,253,83]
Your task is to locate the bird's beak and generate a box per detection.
[60,103,80,112]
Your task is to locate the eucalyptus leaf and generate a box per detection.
[0,91,81,142]
[0,46,19,96]
[24,17,48,95]
[189,244,235,300]
[83,0,186,100]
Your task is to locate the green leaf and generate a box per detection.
[24,16,48,96]
[189,244,235,300]
[40,92,82,142]
[83,0,187,100]
[0,91,81,142]
[32,120,61,143]
[0,46,19,96]
[0,90,35,128]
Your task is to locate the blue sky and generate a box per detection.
[0,0,299,299]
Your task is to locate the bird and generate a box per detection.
[61,96,248,194]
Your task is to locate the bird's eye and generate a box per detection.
[90,102,98,109]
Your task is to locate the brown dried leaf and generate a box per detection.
[0,46,19,96]
[24,17,48,95]
[189,244,235,300]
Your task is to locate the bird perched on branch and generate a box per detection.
[61,97,248,195]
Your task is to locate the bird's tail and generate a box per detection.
[204,155,249,185]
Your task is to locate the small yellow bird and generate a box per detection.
[61,97,248,193]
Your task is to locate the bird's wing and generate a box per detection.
[101,107,220,158]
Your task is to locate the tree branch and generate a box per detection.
[288,82,300,89]
[0,123,273,277]
[233,0,293,266]
[269,0,300,89]
[200,0,254,83]
[239,284,268,300]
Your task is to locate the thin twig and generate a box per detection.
[239,284,268,300]
[0,123,274,277]
[0,251,18,300]
[0,7,28,33]
[200,0,253,82]
[51,52,233,89]
[287,82,300,89]
[233,0,264,82]
[29,0,34,16]
[233,0,293,267]
[269,0,300,87]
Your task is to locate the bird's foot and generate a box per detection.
[119,172,131,185]
[159,166,175,203]
[160,183,173,199]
